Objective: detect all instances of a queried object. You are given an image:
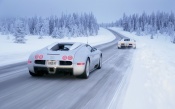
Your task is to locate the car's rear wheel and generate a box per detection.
[97,56,102,69]
[77,59,90,79]
[83,59,90,78]
[29,71,44,77]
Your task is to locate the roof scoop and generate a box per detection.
[47,42,82,51]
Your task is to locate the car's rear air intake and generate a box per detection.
[35,60,45,65]
[59,61,72,65]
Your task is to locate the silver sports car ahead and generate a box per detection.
[117,38,136,49]
[27,42,102,79]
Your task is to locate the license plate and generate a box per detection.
[47,60,57,66]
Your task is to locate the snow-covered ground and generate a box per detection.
[0,28,115,66]
[111,27,175,109]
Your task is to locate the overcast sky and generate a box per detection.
[0,0,174,23]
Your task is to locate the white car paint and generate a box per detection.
[117,38,136,49]
[28,42,102,78]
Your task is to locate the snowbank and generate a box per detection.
[0,28,115,66]
[111,27,175,109]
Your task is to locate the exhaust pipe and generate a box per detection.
[48,67,56,74]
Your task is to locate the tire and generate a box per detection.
[77,59,90,79]
[97,56,102,69]
[29,71,44,77]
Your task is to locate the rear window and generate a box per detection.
[124,39,130,41]
[51,44,73,51]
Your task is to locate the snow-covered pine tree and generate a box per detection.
[150,26,157,39]
[0,18,9,35]
[13,19,26,43]
[49,16,55,35]
[38,19,49,39]
[24,21,30,35]
[167,22,174,36]
[63,26,69,37]
[39,27,44,39]
[1,25,7,35]
[57,27,64,39]
[51,27,59,38]
[122,13,128,31]
[28,17,38,35]
[136,19,141,36]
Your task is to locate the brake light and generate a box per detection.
[62,55,73,60]
[39,55,43,59]
[77,63,85,65]
[62,56,67,60]
[28,60,32,64]
[68,56,73,60]
[35,54,43,60]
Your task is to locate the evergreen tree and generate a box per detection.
[57,27,64,39]
[51,27,59,38]
[13,19,26,43]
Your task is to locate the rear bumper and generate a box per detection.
[118,44,136,48]
[28,64,85,76]
[33,66,73,74]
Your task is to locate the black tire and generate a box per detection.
[29,71,44,77]
[82,59,90,79]
[77,59,90,79]
[97,56,102,69]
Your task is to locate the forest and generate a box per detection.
[0,13,99,43]
[102,12,175,43]
[1,12,175,43]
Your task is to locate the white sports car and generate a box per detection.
[28,42,102,79]
[117,38,136,49]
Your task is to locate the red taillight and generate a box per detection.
[62,56,67,60]
[77,63,85,65]
[39,55,43,59]
[62,55,73,60]
[35,54,43,60]
[28,60,32,64]
[68,56,73,60]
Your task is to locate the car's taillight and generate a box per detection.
[77,63,85,65]
[68,56,73,60]
[35,54,43,60]
[62,56,67,60]
[62,55,73,60]
[28,60,32,64]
